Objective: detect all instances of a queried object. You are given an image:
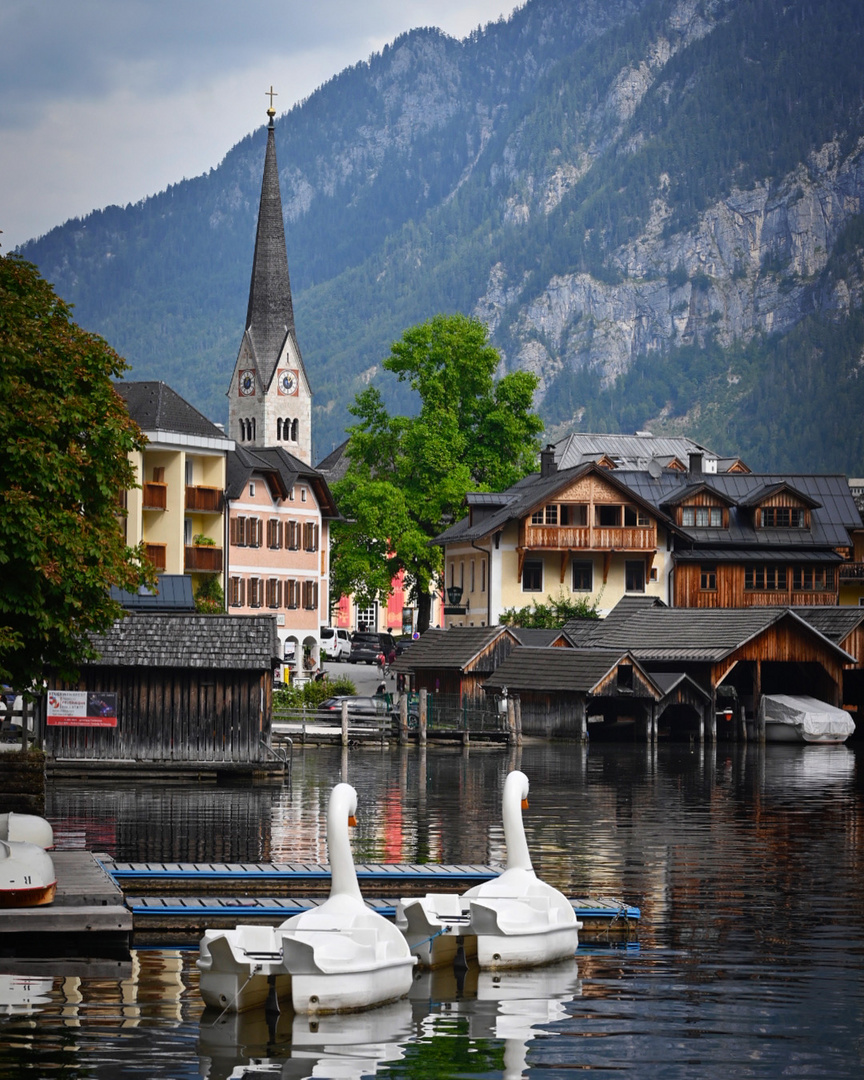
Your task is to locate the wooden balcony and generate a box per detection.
[839,562,864,583]
[142,482,167,510]
[523,524,656,551]
[144,543,167,571]
[185,545,223,573]
[185,485,223,513]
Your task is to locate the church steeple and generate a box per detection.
[244,90,295,375]
[228,89,313,465]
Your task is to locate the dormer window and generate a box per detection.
[682,506,722,527]
[761,506,806,528]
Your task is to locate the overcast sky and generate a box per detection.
[0,0,514,252]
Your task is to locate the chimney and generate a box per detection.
[688,451,704,478]
[540,445,557,478]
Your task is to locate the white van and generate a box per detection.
[320,626,351,660]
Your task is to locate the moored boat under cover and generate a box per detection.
[760,695,856,744]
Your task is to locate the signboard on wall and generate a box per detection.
[47,690,118,728]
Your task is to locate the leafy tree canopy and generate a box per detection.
[331,313,543,630]
[0,255,152,689]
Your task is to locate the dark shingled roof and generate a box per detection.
[243,119,295,385]
[393,626,519,672]
[483,646,660,696]
[794,606,864,643]
[650,671,712,700]
[87,614,279,669]
[581,607,854,663]
[226,446,340,517]
[115,381,228,441]
[618,471,859,548]
[315,439,351,483]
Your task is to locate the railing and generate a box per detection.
[523,525,656,550]
[839,562,864,582]
[185,485,223,513]
[144,543,167,571]
[424,692,507,735]
[184,545,223,573]
[142,482,167,510]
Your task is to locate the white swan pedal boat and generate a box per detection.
[0,814,56,908]
[400,771,580,970]
[198,783,416,1014]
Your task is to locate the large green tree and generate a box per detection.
[331,313,543,631]
[0,254,151,689]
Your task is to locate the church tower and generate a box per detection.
[228,91,312,464]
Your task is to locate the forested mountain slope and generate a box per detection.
[18,0,864,471]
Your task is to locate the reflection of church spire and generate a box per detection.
[244,88,295,380]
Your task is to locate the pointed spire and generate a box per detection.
[244,94,295,378]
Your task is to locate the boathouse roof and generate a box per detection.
[483,646,662,697]
[87,613,280,669]
[393,626,520,673]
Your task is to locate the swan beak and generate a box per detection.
[521,798,529,810]
[348,815,357,827]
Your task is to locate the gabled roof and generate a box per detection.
[226,446,340,518]
[483,646,662,697]
[660,482,738,509]
[433,462,672,546]
[115,381,230,443]
[577,607,855,663]
[650,671,712,701]
[737,482,820,510]
[393,626,519,672]
[87,614,280,669]
[794,606,864,644]
[315,439,350,483]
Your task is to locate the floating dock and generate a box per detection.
[0,854,639,951]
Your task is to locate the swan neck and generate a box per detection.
[504,787,533,872]
[328,791,363,900]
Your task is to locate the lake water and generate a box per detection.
[1,740,863,1079]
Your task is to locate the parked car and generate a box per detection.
[318,696,390,719]
[348,632,398,665]
[320,626,351,660]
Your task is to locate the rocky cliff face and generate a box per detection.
[494,135,864,400]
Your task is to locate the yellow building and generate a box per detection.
[116,381,233,599]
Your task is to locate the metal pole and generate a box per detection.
[341,699,349,748]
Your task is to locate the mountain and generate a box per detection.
[17,0,864,472]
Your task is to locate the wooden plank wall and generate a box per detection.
[675,564,838,607]
[45,667,269,762]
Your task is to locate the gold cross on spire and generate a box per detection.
[266,85,278,118]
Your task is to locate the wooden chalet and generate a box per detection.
[619,466,860,608]
[44,614,281,770]
[483,647,663,739]
[393,626,520,703]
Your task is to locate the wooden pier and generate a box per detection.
[0,851,132,956]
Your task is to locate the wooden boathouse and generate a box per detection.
[393,626,520,703]
[44,613,282,774]
[482,647,663,739]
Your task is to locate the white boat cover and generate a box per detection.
[759,695,856,740]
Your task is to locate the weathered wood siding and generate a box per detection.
[674,564,838,607]
[517,693,587,738]
[45,667,270,763]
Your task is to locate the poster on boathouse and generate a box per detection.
[47,690,118,727]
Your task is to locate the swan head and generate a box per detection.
[326,783,363,900]
[330,783,358,827]
[505,769,530,810]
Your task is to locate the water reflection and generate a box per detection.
[0,742,859,1077]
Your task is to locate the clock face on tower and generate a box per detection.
[278,368,299,396]
[239,369,256,396]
